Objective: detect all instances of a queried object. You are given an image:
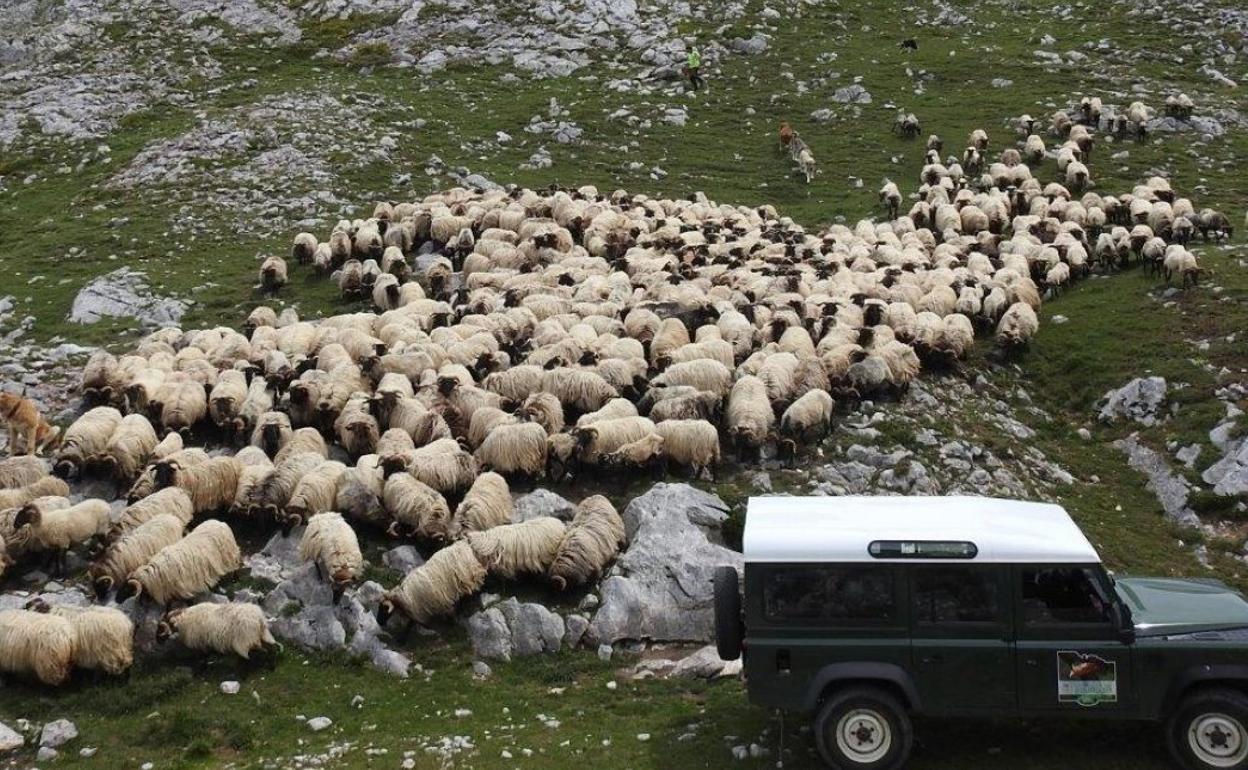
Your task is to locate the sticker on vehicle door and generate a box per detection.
[1057,651,1117,706]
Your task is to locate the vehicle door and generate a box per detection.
[1014,565,1134,713]
[909,564,1016,713]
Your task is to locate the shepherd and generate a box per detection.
[686,46,704,91]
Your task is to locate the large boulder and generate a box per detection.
[587,483,742,645]
[465,598,565,661]
[1203,440,1248,497]
[513,488,576,522]
[67,268,188,328]
[1098,377,1167,425]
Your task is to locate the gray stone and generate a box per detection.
[272,606,345,651]
[563,614,589,648]
[37,746,58,762]
[466,606,512,661]
[1099,377,1167,426]
[307,716,332,732]
[669,644,743,679]
[39,719,77,748]
[264,563,332,614]
[465,598,565,661]
[832,84,872,104]
[0,721,23,752]
[245,529,303,584]
[472,660,493,679]
[68,269,187,329]
[598,643,614,661]
[220,680,240,695]
[513,488,576,522]
[382,545,424,574]
[461,173,501,191]
[728,34,768,55]
[589,484,742,645]
[1115,434,1199,526]
[1203,441,1248,497]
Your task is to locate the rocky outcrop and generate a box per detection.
[1099,377,1168,426]
[68,269,187,329]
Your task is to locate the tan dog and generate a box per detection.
[0,391,60,456]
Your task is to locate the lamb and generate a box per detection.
[452,472,512,539]
[157,603,279,662]
[548,496,626,590]
[0,456,47,490]
[0,476,70,511]
[54,406,123,478]
[113,486,194,537]
[649,389,720,423]
[260,255,288,293]
[602,432,665,474]
[0,609,76,685]
[466,516,567,580]
[474,421,548,477]
[382,472,451,539]
[653,419,720,477]
[28,602,133,676]
[297,512,363,598]
[377,540,487,625]
[91,513,185,599]
[780,389,835,442]
[117,519,242,604]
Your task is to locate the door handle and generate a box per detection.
[1024,657,1039,668]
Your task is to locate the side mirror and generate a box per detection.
[1111,602,1135,645]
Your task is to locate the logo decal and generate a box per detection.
[1057,651,1117,707]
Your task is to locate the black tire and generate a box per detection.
[814,686,913,770]
[1168,687,1248,770]
[712,566,743,661]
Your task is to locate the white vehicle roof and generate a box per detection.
[743,496,1100,564]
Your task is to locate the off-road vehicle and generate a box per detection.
[714,496,1248,770]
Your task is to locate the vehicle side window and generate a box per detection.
[912,567,999,624]
[1021,567,1110,625]
[763,566,895,624]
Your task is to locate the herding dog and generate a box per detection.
[0,391,60,456]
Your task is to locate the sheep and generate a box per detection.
[0,476,70,511]
[572,416,657,465]
[117,519,242,604]
[282,461,348,528]
[99,413,159,488]
[880,181,902,220]
[653,419,720,478]
[377,540,487,626]
[54,406,123,479]
[251,411,292,458]
[91,513,185,600]
[80,350,120,405]
[652,359,733,398]
[0,456,48,490]
[649,389,720,423]
[157,603,279,663]
[466,516,567,580]
[209,370,249,436]
[726,375,774,459]
[163,456,244,515]
[969,129,989,151]
[780,389,835,443]
[576,398,640,426]
[475,421,548,477]
[548,495,625,590]
[245,452,323,520]
[11,498,110,563]
[540,367,618,413]
[452,472,512,539]
[797,148,816,183]
[516,391,565,435]
[382,472,451,539]
[1163,246,1202,288]
[113,486,194,537]
[996,302,1039,351]
[29,602,133,676]
[602,432,665,474]
[386,439,478,496]
[274,427,328,464]
[336,455,386,527]
[292,232,318,265]
[260,255,288,293]
[298,512,363,598]
[0,609,76,685]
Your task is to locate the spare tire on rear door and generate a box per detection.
[714,565,743,661]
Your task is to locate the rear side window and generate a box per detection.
[763,566,895,624]
[912,566,999,624]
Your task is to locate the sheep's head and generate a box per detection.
[12,505,38,531]
[380,455,408,479]
[93,575,114,602]
[573,426,597,450]
[153,460,179,489]
[436,376,459,396]
[376,598,397,626]
[115,579,144,603]
[22,597,50,613]
[155,617,177,644]
[281,511,305,537]
[52,458,76,479]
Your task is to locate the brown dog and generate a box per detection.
[779,121,794,150]
[0,391,60,456]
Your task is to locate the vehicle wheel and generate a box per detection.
[814,686,913,770]
[712,566,743,661]
[1169,688,1248,770]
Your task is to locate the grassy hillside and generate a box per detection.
[0,0,1246,767]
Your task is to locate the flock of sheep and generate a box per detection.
[0,94,1235,688]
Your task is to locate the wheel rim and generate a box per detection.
[1189,712,1248,768]
[835,708,892,764]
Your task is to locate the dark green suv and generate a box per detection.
[714,496,1248,770]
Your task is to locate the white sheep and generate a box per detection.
[0,609,76,685]
[117,519,242,604]
[30,602,133,676]
[474,421,548,477]
[383,472,451,539]
[54,406,123,479]
[92,513,185,600]
[158,603,280,662]
[548,495,625,590]
[377,540,487,626]
[298,512,363,597]
[466,516,567,581]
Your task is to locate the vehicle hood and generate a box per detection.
[1115,577,1248,637]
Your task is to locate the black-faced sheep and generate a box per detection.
[298,512,363,599]
[452,472,512,539]
[92,512,185,600]
[117,519,242,604]
[0,609,76,685]
[377,540,487,626]
[54,406,123,479]
[382,472,451,539]
[157,603,279,663]
[465,516,567,581]
[548,496,625,590]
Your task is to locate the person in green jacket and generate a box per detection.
[686,47,704,91]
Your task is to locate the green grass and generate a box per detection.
[1,0,1247,766]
